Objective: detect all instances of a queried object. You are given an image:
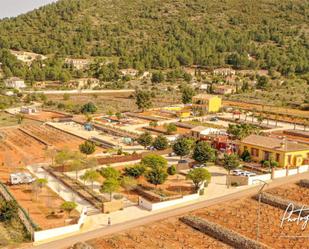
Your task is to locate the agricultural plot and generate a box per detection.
[88,217,231,249]
[266,183,309,205]
[24,111,69,122]
[0,127,46,167]
[191,197,308,249]
[47,92,179,114]
[21,124,85,151]
[0,167,79,230]
[84,182,309,249]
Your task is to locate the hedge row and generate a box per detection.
[180,216,270,249]
[257,193,309,216]
[298,179,309,188]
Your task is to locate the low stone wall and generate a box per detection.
[135,186,181,202]
[180,216,270,249]
[102,200,124,214]
[299,179,309,188]
[257,193,309,216]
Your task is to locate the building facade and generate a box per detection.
[192,94,222,113]
[239,134,309,168]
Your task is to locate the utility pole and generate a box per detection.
[253,179,268,242]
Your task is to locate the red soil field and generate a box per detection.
[192,198,309,249]
[88,218,232,249]
[0,127,46,167]
[0,167,79,230]
[24,111,69,122]
[266,183,309,205]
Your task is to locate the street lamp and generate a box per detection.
[253,179,268,242]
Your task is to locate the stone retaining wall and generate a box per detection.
[180,216,270,249]
[298,179,309,188]
[257,193,309,216]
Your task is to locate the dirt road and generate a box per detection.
[31,171,309,249]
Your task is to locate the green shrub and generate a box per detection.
[124,164,145,178]
[167,165,176,175]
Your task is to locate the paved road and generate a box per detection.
[31,171,309,249]
[23,89,135,95]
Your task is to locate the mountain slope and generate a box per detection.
[0,0,308,74]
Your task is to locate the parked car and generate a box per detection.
[168,152,176,157]
[210,117,219,122]
[231,169,256,177]
[10,173,35,185]
[146,146,156,151]
[193,163,207,169]
[231,169,243,176]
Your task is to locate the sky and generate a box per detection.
[0,0,57,19]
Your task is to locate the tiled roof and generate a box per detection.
[241,134,309,152]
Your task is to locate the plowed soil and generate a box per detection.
[89,218,232,249]
[192,198,309,249]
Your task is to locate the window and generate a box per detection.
[287,155,292,164]
[251,148,259,157]
[276,153,280,162]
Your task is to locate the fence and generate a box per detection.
[246,165,309,185]
[33,207,87,242]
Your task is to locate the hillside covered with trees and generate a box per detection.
[0,0,308,76]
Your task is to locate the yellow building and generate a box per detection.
[192,94,222,113]
[239,134,309,168]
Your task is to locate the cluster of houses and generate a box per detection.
[176,93,309,169]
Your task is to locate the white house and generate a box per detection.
[65,58,92,70]
[120,68,139,77]
[213,68,236,76]
[5,77,26,89]
[20,106,38,114]
[199,84,209,90]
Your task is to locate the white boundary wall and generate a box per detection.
[289,168,298,176]
[138,181,205,211]
[247,165,309,185]
[273,169,287,178]
[248,174,271,185]
[139,193,199,211]
[299,165,309,173]
[33,207,87,242]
